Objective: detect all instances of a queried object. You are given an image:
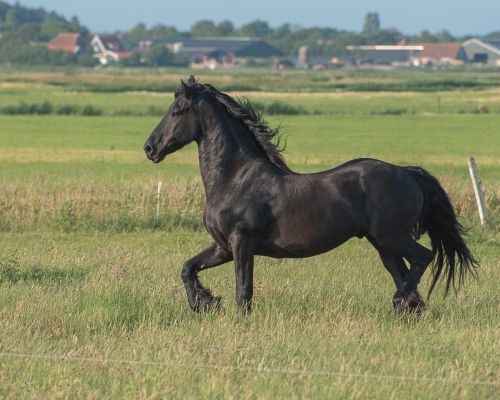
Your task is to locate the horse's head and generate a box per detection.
[144,78,201,163]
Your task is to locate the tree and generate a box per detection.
[13,22,41,41]
[120,50,142,67]
[363,12,380,36]
[0,1,10,21]
[369,28,403,45]
[216,20,234,36]
[435,29,455,42]
[123,22,148,47]
[191,20,218,37]
[239,20,271,37]
[144,45,173,66]
[419,30,437,43]
[39,13,73,40]
[150,24,181,41]
[486,31,500,39]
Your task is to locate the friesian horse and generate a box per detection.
[144,76,477,314]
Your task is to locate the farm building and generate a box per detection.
[48,33,85,54]
[165,38,283,68]
[347,43,471,67]
[346,45,424,66]
[415,43,466,66]
[91,35,131,65]
[461,38,500,66]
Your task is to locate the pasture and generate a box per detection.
[0,68,499,398]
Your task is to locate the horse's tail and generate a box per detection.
[406,166,479,297]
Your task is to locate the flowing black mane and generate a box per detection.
[178,77,292,173]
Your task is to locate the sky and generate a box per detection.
[14,0,500,36]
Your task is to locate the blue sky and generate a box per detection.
[16,0,500,35]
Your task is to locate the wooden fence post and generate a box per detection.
[156,181,163,222]
[467,157,488,225]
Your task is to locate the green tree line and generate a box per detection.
[1,1,499,67]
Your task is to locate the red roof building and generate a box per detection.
[48,33,85,53]
[417,43,466,65]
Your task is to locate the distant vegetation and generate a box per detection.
[0,1,94,65]
[2,68,499,94]
[1,1,500,66]
[0,101,103,116]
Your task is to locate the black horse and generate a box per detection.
[144,76,477,313]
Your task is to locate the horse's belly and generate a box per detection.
[257,212,360,258]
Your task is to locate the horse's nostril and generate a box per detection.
[144,144,154,155]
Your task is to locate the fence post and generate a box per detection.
[156,181,163,222]
[467,157,488,225]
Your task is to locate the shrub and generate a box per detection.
[0,256,22,284]
[0,102,103,116]
[81,105,103,116]
[370,108,407,116]
[0,101,53,115]
[248,100,308,115]
[55,104,80,115]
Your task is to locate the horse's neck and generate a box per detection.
[196,106,270,198]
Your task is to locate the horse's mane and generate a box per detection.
[179,76,291,173]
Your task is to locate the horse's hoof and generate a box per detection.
[192,295,222,313]
[393,296,407,314]
[393,291,426,315]
[407,291,426,313]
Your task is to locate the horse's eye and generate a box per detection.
[172,108,188,117]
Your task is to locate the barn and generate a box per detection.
[461,38,500,66]
[346,45,424,66]
[416,43,467,66]
[166,38,283,68]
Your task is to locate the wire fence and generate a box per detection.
[0,351,498,387]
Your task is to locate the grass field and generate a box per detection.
[0,68,499,398]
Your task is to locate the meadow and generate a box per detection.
[0,68,499,398]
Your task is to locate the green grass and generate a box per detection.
[1,66,500,93]
[0,231,498,398]
[0,70,499,398]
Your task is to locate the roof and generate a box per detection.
[97,36,126,52]
[91,35,131,60]
[169,37,282,57]
[483,40,500,50]
[420,43,462,59]
[347,45,423,51]
[48,33,82,53]
[462,38,500,55]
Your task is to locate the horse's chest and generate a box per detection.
[204,200,271,243]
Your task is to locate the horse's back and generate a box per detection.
[264,158,424,257]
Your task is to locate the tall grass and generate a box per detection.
[0,177,497,233]
[0,180,205,232]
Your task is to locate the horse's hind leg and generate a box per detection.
[181,243,232,312]
[380,253,410,311]
[400,239,433,305]
[368,236,410,312]
[370,235,431,313]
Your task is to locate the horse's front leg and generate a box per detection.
[230,233,255,312]
[181,243,232,312]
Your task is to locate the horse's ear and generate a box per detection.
[187,75,196,84]
[180,79,191,99]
